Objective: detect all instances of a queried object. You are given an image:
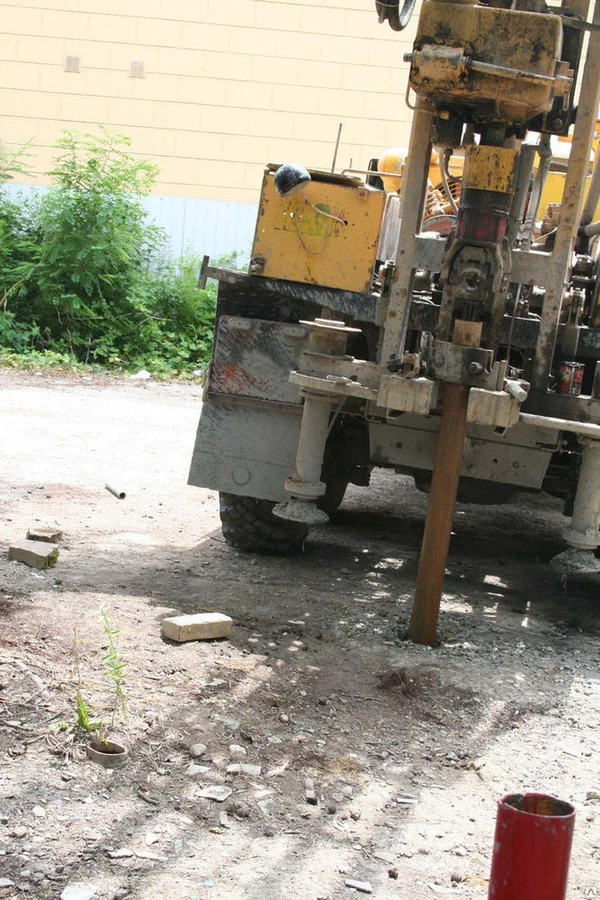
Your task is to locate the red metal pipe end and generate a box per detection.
[488,793,575,900]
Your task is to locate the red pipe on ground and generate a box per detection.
[488,793,575,900]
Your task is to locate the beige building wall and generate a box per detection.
[0,0,417,202]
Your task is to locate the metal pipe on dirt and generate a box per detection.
[488,793,575,900]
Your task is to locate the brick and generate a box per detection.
[162,612,232,642]
[26,527,63,544]
[9,540,59,569]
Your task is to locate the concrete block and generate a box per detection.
[162,612,232,643]
[26,527,63,544]
[9,540,59,569]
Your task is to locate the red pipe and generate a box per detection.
[488,793,575,900]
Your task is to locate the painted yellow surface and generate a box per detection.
[463,146,519,194]
[252,169,386,293]
[0,0,418,200]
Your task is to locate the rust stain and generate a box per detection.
[212,363,270,396]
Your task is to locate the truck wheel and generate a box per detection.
[219,493,308,555]
[319,476,348,517]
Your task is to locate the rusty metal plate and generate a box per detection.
[209,316,309,404]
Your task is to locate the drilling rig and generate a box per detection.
[190,0,600,643]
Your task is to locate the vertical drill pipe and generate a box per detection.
[380,100,434,362]
[531,0,600,392]
[408,382,470,645]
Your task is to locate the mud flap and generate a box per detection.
[188,397,302,503]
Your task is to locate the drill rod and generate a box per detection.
[409,381,470,645]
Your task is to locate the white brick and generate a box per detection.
[26,527,63,544]
[9,540,59,569]
[162,612,232,642]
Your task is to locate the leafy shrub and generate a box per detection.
[0,129,220,376]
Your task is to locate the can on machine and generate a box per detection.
[556,361,585,395]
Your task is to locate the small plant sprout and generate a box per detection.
[73,625,101,733]
[99,605,127,728]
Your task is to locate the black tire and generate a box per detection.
[319,476,348,517]
[219,492,308,555]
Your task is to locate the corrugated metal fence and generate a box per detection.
[5,183,257,265]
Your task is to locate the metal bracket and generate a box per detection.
[467,388,521,429]
[425,341,498,388]
[378,374,438,416]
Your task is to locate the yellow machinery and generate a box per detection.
[251,165,386,294]
[191,0,600,641]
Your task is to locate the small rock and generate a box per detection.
[130,369,151,380]
[145,833,160,846]
[305,778,317,805]
[32,806,46,818]
[61,884,98,900]
[226,763,262,777]
[13,826,27,838]
[0,879,15,889]
[107,849,134,859]
[189,743,208,758]
[279,713,289,723]
[185,763,211,778]
[227,800,252,818]
[586,789,600,801]
[388,867,399,879]
[134,850,167,861]
[197,786,232,802]
[344,879,373,894]
[229,744,247,757]
[454,846,467,857]
[219,811,230,829]
[350,810,362,821]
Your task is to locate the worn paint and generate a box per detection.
[252,168,385,294]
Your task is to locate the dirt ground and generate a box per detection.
[0,367,599,900]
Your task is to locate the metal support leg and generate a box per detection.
[272,391,333,525]
[562,439,600,550]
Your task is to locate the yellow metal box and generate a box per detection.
[251,166,386,294]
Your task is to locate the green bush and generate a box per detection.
[0,128,220,377]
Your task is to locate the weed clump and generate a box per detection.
[0,129,222,377]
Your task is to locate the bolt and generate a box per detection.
[468,361,484,375]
